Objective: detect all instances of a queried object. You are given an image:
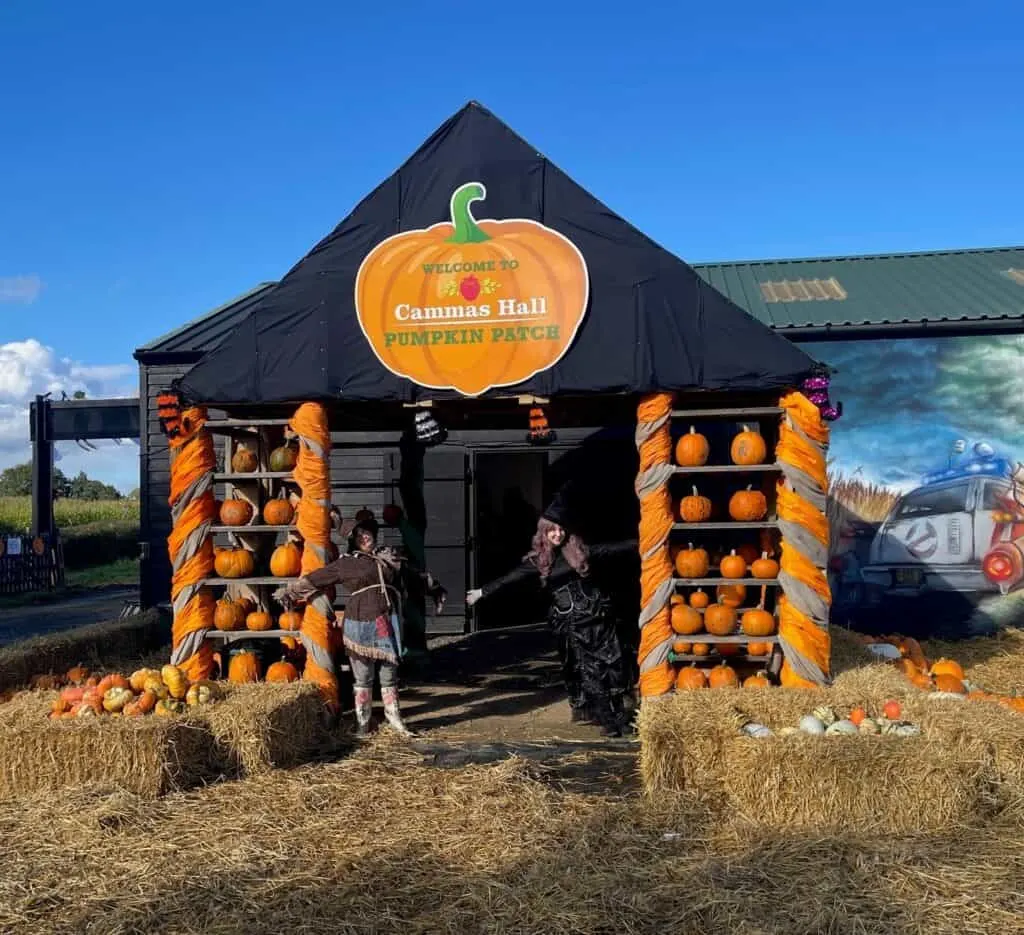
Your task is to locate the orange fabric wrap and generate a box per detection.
[776,483,829,548]
[779,391,829,445]
[776,422,827,491]
[780,543,832,602]
[291,402,338,709]
[167,406,216,680]
[778,595,831,688]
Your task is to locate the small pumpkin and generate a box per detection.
[142,676,170,700]
[231,443,259,473]
[237,597,257,616]
[269,442,298,473]
[691,643,712,656]
[214,596,246,632]
[30,673,63,691]
[214,547,255,579]
[882,699,902,720]
[51,696,70,717]
[728,486,768,522]
[740,607,776,637]
[65,665,90,685]
[719,550,747,579]
[675,665,708,690]
[849,706,867,726]
[933,673,966,694]
[671,639,693,654]
[674,543,709,578]
[278,610,303,631]
[155,698,186,717]
[930,658,965,681]
[185,680,221,706]
[102,686,134,713]
[708,663,739,689]
[220,499,253,527]
[135,690,158,714]
[743,674,770,689]
[266,660,300,683]
[730,425,767,466]
[747,641,773,656]
[679,487,712,523]
[129,668,161,693]
[96,674,132,697]
[704,604,737,636]
[161,664,190,700]
[897,637,929,672]
[269,541,302,578]
[688,589,710,609]
[263,491,295,526]
[716,583,747,608]
[675,426,710,467]
[59,685,85,706]
[671,603,704,636]
[228,650,261,684]
[246,609,274,632]
[751,552,780,579]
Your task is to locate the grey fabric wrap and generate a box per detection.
[778,520,827,567]
[778,570,830,623]
[170,471,212,524]
[779,463,827,513]
[170,628,206,667]
[777,633,827,684]
[171,523,212,573]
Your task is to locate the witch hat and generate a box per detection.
[542,485,572,528]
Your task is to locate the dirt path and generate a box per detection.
[0,588,138,646]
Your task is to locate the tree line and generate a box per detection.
[0,462,133,500]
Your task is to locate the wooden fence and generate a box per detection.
[0,535,65,596]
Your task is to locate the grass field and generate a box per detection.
[0,496,139,534]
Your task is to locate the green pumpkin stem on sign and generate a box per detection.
[446,183,492,244]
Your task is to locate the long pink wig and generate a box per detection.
[527,517,589,581]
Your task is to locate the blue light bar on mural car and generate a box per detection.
[921,457,1013,487]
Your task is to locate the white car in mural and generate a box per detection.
[860,456,1024,601]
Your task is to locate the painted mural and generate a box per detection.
[802,334,1024,637]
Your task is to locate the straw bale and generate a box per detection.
[924,626,1024,695]
[0,608,169,691]
[0,690,219,800]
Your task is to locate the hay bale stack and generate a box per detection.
[639,688,1022,832]
[196,682,331,775]
[0,691,219,800]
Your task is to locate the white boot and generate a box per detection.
[382,686,413,736]
[353,687,372,737]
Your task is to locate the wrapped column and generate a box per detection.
[775,391,832,687]
[635,393,676,698]
[291,403,339,710]
[167,406,216,680]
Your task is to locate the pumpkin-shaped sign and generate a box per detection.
[354,182,589,396]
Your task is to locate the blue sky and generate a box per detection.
[1,1,1022,490]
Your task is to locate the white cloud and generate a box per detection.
[0,339,138,493]
[0,275,43,304]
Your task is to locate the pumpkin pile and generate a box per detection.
[738,700,921,739]
[46,664,223,720]
[674,425,769,468]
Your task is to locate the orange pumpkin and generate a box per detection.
[675,426,710,467]
[679,487,712,523]
[231,444,258,473]
[740,608,776,637]
[675,665,707,690]
[704,604,737,636]
[278,610,303,631]
[674,543,709,578]
[751,552,779,579]
[933,673,967,694]
[96,674,132,696]
[716,583,747,608]
[354,181,589,397]
[228,651,261,684]
[214,547,254,579]
[730,426,767,466]
[747,641,773,656]
[688,589,710,609]
[719,550,747,579]
[671,603,704,636]
[269,443,298,473]
[270,541,302,578]
[219,499,253,526]
[214,596,246,632]
[246,610,274,632]
[265,660,300,683]
[930,658,965,682]
[65,665,90,685]
[237,597,257,616]
[263,494,295,526]
[691,643,712,657]
[897,637,929,672]
[707,663,739,689]
[742,674,770,689]
[729,486,768,522]
[671,639,693,654]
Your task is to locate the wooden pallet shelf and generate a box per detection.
[206,418,291,429]
[205,629,300,641]
[670,633,780,644]
[671,407,783,419]
[672,521,779,531]
[210,525,296,534]
[673,577,781,586]
[204,576,300,586]
[214,472,296,482]
[668,651,774,664]
[673,464,782,474]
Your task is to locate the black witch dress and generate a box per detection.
[479,540,636,731]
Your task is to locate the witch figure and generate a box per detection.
[467,489,636,736]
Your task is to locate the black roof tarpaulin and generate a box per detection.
[176,102,817,405]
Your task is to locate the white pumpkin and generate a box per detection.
[825,719,859,736]
[799,715,826,735]
[742,722,773,738]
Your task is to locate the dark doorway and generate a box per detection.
[472,450,549,629]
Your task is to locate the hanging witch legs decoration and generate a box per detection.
[290,403,340,710]
[163,398,217,680]
[775,391,832,687]
[634,393,676,698]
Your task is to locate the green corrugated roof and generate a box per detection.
[693,246,1024,333]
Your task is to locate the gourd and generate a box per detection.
[670,603,704,636]
[269,541,302,578]
[728,486,768,522]
[263,491,295,526]
[66,665,90,685]
[214,546,255,579]
[228,650,261,684]
[719,550,746,579]
[185,680,221,706]
[675,426,710,467]
[674,543,709,578]
[96,674,132,696]
[269,442,298,473]
[704,604,737,636]
[679,487,712,523]
[219,499,253,526]
[740,607,776,637]
[231,443,258,473]
[278,610,303,631]
[751,552,779,579]
[161,664,190,700]
[930,658,965,681]
[102,687,134,713]
[688,589,710,609]
[707,663,739,689]
[743,674,770,689]
[266,661,300,683]
[142,677,170,700]
[716,583,747,608]
[246,609,274,632]
[354,181,588,396]
[155,699,186,717]
[730,425,767,465]
[214,596,246,632]
[129,668,161,693]
[675,665,707,690]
